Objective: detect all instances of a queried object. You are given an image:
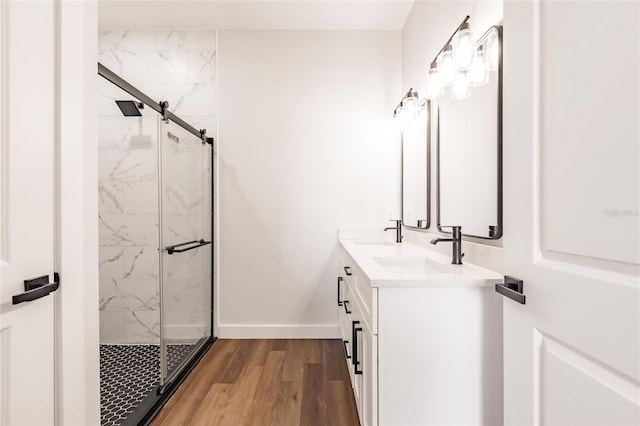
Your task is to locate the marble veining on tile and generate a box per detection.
[99,278,159,311]
[121,50,189,84]
[125,311,161,343]
[122,247,159,278]
[188,51,217,83]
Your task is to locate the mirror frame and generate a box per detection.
[402,100,431,230]
[436,25,503,240]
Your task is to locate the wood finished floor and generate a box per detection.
[152,339,360,426]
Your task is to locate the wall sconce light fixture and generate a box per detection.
[393,88,421,129]
[454,22,473,69]
[425,16,501,101]
[426,64,443,100]
[438,45,456,86]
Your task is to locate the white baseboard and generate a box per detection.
[217,324,340,339]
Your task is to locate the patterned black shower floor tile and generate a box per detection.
[100,344,193,426]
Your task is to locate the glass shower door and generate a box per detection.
[158,117,212,385]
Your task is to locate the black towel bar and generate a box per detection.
[166,239,211,255]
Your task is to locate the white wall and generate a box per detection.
[57,1,100,423]
[401,0,504,269]
[217,30,401,337]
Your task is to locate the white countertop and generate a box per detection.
[340,238,502,288]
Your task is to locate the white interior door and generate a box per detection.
[502,1,640,425]
[0,1,57,424]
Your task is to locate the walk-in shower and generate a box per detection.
[98,62,215,425]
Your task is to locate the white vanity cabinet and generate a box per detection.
[337,242,503,426]
[339,250,378,426]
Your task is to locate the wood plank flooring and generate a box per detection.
[151,339,360,426]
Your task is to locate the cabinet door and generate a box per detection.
[337,275,348,342]
[343,281,356,384]
[338,279,353,376]
[357,322,377,426]
[349,295,363,417]
[352,293,378,426]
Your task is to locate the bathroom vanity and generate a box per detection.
[337,237,503,426]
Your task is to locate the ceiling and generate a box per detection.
[98,0,416,31]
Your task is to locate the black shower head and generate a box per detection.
[115,100,143,117]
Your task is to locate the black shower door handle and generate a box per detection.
[166,239,211,255]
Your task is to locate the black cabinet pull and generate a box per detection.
[344,266,352,276]
[351,320,360,367]
[166,239,211,255]
[495,275,526,304]
[354,327,363,375]
[13,273,60,305]
[343,340,351,359]
[337,277,343,306]
[343,300,352,314]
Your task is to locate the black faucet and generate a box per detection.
[431,226,464,264]
[384,220,403,243]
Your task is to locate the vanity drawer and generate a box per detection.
[340,247,378,334]
[353,266,376,334]
[341,283,356,382]
[341,251,356,288]
[339,281,352,342]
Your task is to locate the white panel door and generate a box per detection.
[0,1,56,424]
[502,1,640,425]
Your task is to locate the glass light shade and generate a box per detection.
[438,45,456,86]
[451,70,470,100]
[426,66,443,100]
[395,105,410,129]
[469,47,489,87]
[403,96,417,119]
[454,24,473,69]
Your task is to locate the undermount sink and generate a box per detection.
[374,257,455,274]
[353,240,396,246]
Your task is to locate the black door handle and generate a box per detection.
[354,327,363,375]
[13,273,60,305]
[344,266,352,276]
[343,300,351,314]
[351,320,360,367]
[337,277,343,306]
[495,275,526,304]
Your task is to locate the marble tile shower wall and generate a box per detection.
[98,30,216,344]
